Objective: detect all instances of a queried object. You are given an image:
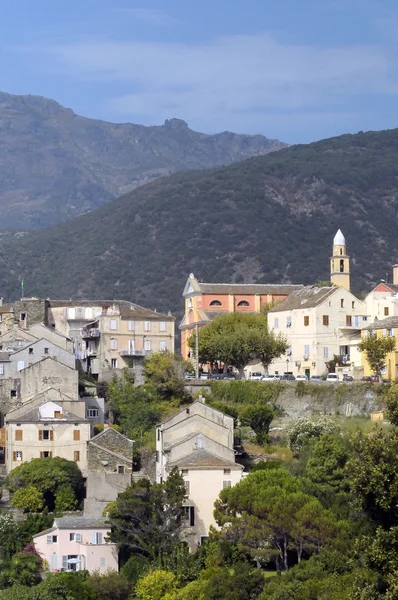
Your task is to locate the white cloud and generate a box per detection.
[10,32,398,137]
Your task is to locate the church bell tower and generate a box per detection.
[330,229,350,291]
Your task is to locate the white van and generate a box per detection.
[326,373,339,383]
[249,372,264,381]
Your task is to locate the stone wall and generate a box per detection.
[88,428,133,472]
[276,383,382,421]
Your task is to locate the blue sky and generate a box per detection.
[1,0,398,143]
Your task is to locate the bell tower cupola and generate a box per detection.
[330,229,350,291]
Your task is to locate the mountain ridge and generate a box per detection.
[0,91,286,229]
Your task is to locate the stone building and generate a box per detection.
[84,427,134,517]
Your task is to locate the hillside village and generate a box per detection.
[0,228,395,588]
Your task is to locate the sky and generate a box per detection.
[1,0,398,143]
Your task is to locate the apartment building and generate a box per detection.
[47,300,175,381]
[156,400,243,549]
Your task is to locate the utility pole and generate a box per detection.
[195,322,199,379]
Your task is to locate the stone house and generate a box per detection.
[156,400,243,549]
[4,397,91,475]
[84,427,134,517]
[34,516,118,573]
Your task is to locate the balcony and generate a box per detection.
[119,349,146,357]
[82,328,100,339]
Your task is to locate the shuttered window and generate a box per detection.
[73,430,80,441]
[15,430,23,441]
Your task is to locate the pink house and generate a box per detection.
[33,516,118,573]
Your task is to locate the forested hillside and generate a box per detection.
[0,91,285,229]
[1,127,398,312]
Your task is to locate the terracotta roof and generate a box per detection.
[195,283,303,295]
[268,286,337,312]
[168,449,239,468]
[366,316,398,330]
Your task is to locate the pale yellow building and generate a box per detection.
[361,317,398,381]
[156,400,243,549]
[5,396,90,475]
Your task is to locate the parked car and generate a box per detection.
[295,375,308,381]
[310,375,322,383]
[343,374,354,382]
[280,374,296,381]
[185,373,195,380]
[199,373,209,380]
[371,374,382,383]
[210,372,236,380]
[262,374,280,382]
[326,373,340,383]
[361,376,372,383]
[249,372,264,381]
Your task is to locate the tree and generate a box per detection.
[107,468,186,561]
[188,313,287,378]
[287,417,339,457]
[7,457,84,512]
[54,485,78,513]
[86,571,132,600]
[135,569,177,600]
[10,486,44,513]
[240,403,274,445]
[0,511,23,562]
[9,550,42,586]
[358,330,395,376]
[144,352,192,401]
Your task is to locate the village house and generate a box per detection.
[84,426,134,517]
[268,231,368,378]
[34,516,118,573]
[360,317,398,381]
[179,274,303,362]
[156,400,243,549]
[4,395,91,475]
[365,267,398,323]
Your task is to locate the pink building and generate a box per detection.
[33,516,118,573]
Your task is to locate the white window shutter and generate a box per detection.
[62,555,68,570]
[0,365,4,375]
[91,532,97,544]
[46,535,53,544]
[76,533,82,543]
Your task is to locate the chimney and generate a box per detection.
[393,265,398,285]
[0,297,3,307]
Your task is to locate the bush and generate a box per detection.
[10,487,44,513]
[287,417,339,457]
[135,569,177,600]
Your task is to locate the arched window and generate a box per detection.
[210,300,222,306]
[340,249,343,255]
[237,300,250,307]
[340,259,344,273]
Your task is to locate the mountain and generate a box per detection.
[0,127,398,314]
[0,91,286,229]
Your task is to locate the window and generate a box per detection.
[40,451,52,458]
[17,361,24,371]
[144,321,151,332]
[273,318,279,329]
[160,321,166,332]
[341,299,344,308]
[39,430,53,441]
[86,408,99,418]
[287,346,292,356]
[224,468,231,475]
[111,358,117,368]
[304,316,309,326]
[197,436,204,449]
[10,390,16,398]
[223,480,232,489]
[13,451,22,461]
[100,557,106,568]
[385,307,389,316]
[73,430,80,441]
[90,532,103,545]
[15,430,23,441]
[0,364,4,375]
[74,451,80,462]
[110,319,117,330]
[286,316,291,328]
[182,506,195,527]
[346,315,352,326]
[156,450,160,462]
[340,259,344,272]
[200,536,209,545]
[352,301,355,309]
[388,329,394,337]
[144,340,151,351]
[67,308,76,320]
[363,316,368,322]
[237,300,250,307]
[159,341,166,352]
[188,298,193,308]
[54,411,63,418]
[69,533,82,542]
[181,469,189,476]
[184,481,190,494]
[118,465,125,474]
[20,312,26,321]
[322,315,329,326]
[46,535,58,544]
[128,320,135,331]
[304,345,310,356]
[28,347,33,355]
[323,347,329,359]
[44,347,49,354]
[110,338,117,350]
[209,300,222,306]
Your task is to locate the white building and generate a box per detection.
[156,400,243,549]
